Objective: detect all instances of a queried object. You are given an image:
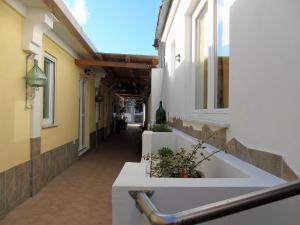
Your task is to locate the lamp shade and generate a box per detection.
[95,95,103,102]
[26,59,47,87]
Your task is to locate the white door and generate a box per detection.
[79,77,88,156]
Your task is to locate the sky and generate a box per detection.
[63,0,161,55]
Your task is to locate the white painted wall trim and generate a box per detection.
[4,0,27,17]
[45,30,80,59]
[22,8,58,55]
[52,0,98,52]
[22,7,58,138]
[161,0,180,42]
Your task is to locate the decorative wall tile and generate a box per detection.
[248,149,282,177]
[226,138,252,164]
[202,126,226,150]
[282,160,298,181]
[0,140,79,219]
[30,137,41,159]
[4,167,20,211]
[16,161,30,203]
[169,118,226,150]
[169,118,298,181]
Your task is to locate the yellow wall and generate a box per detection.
[41,36,97,152]
[0,1,97,170]
[96,84,115,133]
[88,76,96,133]
[103,85,114,133]
[0,1,30,172]
[41,36,82,153]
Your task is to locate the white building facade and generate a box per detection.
[151,0,300,179]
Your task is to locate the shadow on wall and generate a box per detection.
[161,56,298,182]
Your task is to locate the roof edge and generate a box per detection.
[153,0,173,49]
[43,0,98,58]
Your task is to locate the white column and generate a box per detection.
[22,8,57,138]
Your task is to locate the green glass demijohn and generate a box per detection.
[156,101,166,124]
[26,59,47,87]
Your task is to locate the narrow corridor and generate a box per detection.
[0,124,141,225]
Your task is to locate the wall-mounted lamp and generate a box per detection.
[175,54,180,62]
[95,87,103,102]
[95,94,103,103]
[25,56,47,109]
[26,59,47,87]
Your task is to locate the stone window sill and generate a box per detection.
[42,124,58,129]
[183,117,230,128]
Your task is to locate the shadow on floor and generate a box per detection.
[0,124,141,225]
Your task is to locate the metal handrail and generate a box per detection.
[129,179,300,225]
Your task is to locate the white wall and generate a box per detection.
[229,0,300,175]
[161,0,230,124]
[150,68,164,124]
[112,162,298,225]
[159,0,300,175]
[161,0,190,120]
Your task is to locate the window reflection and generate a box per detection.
[215,0,233,108]
[195,4,209,109]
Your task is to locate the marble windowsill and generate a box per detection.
[42,124,58,129]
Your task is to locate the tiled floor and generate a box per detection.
[0,124,141,225]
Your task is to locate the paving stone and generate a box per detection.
[0,125,140,225]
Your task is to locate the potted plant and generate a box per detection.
[143,141,224,178]
[151,124,172,132]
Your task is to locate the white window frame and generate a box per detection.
[185,0,229,126]
[43,53,56,126]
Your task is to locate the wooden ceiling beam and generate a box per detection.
[75,59,152,69]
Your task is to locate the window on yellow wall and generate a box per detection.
[43,55,56,125]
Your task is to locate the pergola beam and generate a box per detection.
[75,59,152,69]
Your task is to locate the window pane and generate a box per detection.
[43,60,50,119]
[195,5,209,109]
[215,0,231,108]
[43,58,55,124]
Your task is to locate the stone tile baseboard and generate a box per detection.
[226,138,298,181]
[0,140,78,219]
[169,117,298,182]
[169,117,226,150]
[90,131,96,149]
[31,141,78,195]
[90,128,106,149]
